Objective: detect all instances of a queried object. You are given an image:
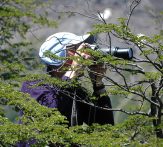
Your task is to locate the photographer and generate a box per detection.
[21,32,114,127]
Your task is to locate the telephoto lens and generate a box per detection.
[93,46,133,60]
[111,47,133,59]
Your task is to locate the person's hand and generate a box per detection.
[71,43,91,68]
[75,43,91,58]
[64,43,92,79]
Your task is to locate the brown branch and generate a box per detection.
[106,64,145,74]
[136,44,163,74]
[85,64,159,108]
[156,76,163,97]
[110,31,162,73]
[60,89,150,116]
[126,0,141,27]
[97,11,112,51]
[49,7,102,22]
[102,74,160,107]
[113,66,129,90]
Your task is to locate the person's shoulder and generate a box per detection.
[21,79,58,91]
[22,80,40,85]
[21,80,50,92]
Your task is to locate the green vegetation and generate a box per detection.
[0,0,163,146]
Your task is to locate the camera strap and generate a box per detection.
[71,89,78,126]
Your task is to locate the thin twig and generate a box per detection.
[97,11,112,51]
[49,7,102,23]
[126,0,141,27]
[60,89,150,116]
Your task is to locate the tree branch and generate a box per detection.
[126,0,141,27]
[103,74,160,107]
[97,11,112,51]
[60,89,150,116]
[107,63,145,74]
[49,7,102,22]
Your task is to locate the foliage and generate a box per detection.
[90,2,163,139]
[0,0,57,82]
[0,0,163,146]
[0,82,69,146]
[69,115,161,146]
[0,0,68,146]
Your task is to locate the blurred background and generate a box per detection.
[22,0,162,47]
[28,0,163,44]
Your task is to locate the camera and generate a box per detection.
[84,35,133,60]
[89,45,133,60]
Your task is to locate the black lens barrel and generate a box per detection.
[113,47,133,59]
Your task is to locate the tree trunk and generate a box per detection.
[151,83,163,138]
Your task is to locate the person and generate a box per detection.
[21,32,114,127]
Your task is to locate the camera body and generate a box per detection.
[89,45,133,60]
